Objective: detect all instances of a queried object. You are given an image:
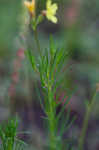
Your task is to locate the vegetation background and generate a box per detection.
[0,0,99,150]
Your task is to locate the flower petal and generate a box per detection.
[46,0,58,24]
[51,4,58,14]
[24,0,35,14]
[47,0,51,9]
[50,16,57,23]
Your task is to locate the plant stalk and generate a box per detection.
[48,88,56,150]
[47,72,56,150]
[34,28,42,58]
[78,92,97,150]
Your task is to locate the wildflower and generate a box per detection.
[45,0,58,23]
[24,0,35,16]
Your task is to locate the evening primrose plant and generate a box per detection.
[24,0,75,150]
[1,1,97,150]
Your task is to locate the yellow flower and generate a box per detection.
[24,0,35,16]
[46,0,58,23]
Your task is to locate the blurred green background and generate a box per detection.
[0,0,99,150]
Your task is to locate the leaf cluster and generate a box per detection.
[26,37,76,149]
[0,118,26,150]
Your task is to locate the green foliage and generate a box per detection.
[0,0,98,149]
[26,37,76,149]
[0,118,27,150]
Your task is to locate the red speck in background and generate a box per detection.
[64,0,80,26]
[17,48,25,60]
[8,48,25,98]
[8,83,16,97]
[12,72,19,83]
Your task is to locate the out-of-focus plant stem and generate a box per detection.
[78,92,97,150]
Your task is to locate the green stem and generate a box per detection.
[34,28,42,58]
[49,94,56,150]
[47,75,56,150]
[78,92,97,150]
[33,27,56,149]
